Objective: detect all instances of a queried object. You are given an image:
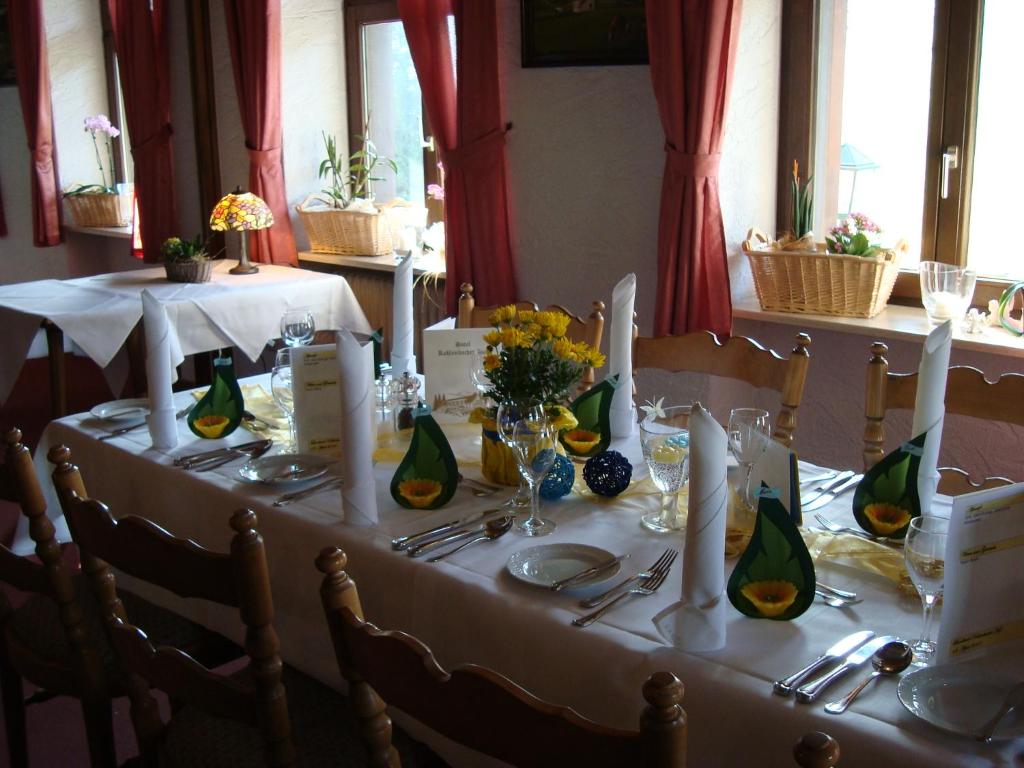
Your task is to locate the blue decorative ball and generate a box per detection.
[540,454,575,500]
[583,450,633,497]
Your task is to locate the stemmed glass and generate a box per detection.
[495,402,542,510]
[510,416,558,536]
[281,309,315,347]
[271,348,296,452]
[640,405,691,534]
[728,408,770,508]
[904,515,948,666]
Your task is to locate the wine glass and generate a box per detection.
[495,401,543,510]
[640,405,691,533]
[271,348,296,452]
[510,416,558,536]
[904,514,948,666]
[728,408,770,508]
[281,308,315,347]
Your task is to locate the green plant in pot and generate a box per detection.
[162,235,213,283]
[318,123,399,209]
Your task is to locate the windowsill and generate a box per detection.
[732,295,1024,359]
[64,223,133,240]
[297,250,446,280]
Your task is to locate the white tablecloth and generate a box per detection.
[0,262,370,404]
[31,388,1024,768]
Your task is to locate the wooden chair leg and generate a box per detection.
[81,697,117,768]
[0,652,29,768]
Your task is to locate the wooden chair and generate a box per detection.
[864,341,1023,492]
[0,429,115,767]
[316,545,688,767]
[633,331,812,448]
[457,282,606,393]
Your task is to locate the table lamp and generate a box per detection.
[209,187,274,275]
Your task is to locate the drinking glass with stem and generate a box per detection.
[728,408,770,508]
[281,308,315,347]
[639,405,691,533]
[510,415,558,536]
[271,348,296,452]
[904,514,948,666]
[495,401,543,510]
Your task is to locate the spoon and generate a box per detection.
[815,589,862,608]
[824,640,913,714]
[426,516,514,563]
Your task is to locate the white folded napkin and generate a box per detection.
[141,290,183,449]
[391,253,416,377]
[912,320,952,516]
[337,330,378,526]
[608,273,636,438]
[654,403,727,652]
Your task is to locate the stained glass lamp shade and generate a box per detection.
[209,188,274,275]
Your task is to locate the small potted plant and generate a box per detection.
[162,235,212,283]
[295,124,399,256]
[63,114,131,227]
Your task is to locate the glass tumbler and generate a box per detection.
[919,261,976,325]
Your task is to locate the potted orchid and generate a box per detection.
[63,114,130,227]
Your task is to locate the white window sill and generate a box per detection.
[64,223,133,240]
[732,295,1024,360]
[298,250,446,279]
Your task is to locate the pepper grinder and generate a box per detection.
[393,372,421,432]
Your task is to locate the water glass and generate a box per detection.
[272,348,296,452]
[510,416,558,537]
[728,408,770,508]
[281,308,315,347]
[904,515,948,666]
[639,405,691,533]
[919,261,976,325]
[495,402,543,510]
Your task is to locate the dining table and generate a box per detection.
[30,377,1024,768]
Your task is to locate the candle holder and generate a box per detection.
[919,261,976,325]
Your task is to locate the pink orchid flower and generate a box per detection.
[427,183,444,201]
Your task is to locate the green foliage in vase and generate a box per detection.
[790,160,814,239]
[161,235,209,263]
[318,120,399,209]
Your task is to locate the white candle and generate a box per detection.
[927,290,964,319]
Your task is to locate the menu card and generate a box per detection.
[422,318,488,423]
[937,482,1024,664]
[291,344,341,457]
[747,437,801,524]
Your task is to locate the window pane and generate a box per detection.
[966,0,1022,279]
[362,21,424,205]
[834,0,934,267]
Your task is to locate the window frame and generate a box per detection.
[98,0,129,186]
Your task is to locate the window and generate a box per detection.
[99,0,132,186]
[779,0,1020,306]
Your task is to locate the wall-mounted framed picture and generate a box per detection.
[521,0,648,68]
[0,1,15,87]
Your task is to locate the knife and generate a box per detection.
[393,509,501,553]
[273,477,344,507]
[406,517,504,558]
[772,631,875,696]
[799,470,854,506]
[192,440,274,472]
[550,554,629,592]
[795,635,898,703]
[802,474,863,512]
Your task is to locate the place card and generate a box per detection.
[747,437,801,524]
[291,344,341,457]
[937,482,1024,664]
[422,318,488,423]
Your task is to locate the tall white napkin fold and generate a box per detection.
[608,273,636,437]
[913,320,952,516]
[141,290,183,449]
[391,252,417,377]
[337,330,378,526]
[654,403,727,652]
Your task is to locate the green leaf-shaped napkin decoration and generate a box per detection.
[390,414,459,510]
[852,431,926,539]
[560,376,617,458]
[727,487,816,621]
[188,356,244,439]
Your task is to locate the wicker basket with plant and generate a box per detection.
[63,114,131,227]
[162,235,212,283]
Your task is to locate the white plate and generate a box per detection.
[898,664,1024,740]
[506,544,622,589]
[90,398,150,422]
[237,454,332,485]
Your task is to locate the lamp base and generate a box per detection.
[230,262,259,275]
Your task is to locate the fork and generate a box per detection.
[572,550,678,627]
[813,514,899,545]
[579,548,676,609]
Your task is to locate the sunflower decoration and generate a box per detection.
[192,415,230,439]
[851,432,926,539]
[390,414,459,510]
[396,479,444,509]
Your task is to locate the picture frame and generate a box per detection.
[0,1,14,87]
[521,0,648,68]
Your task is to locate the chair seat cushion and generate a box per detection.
[158,665,448,767]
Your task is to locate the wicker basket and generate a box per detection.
[295,194,393,256]
[741,228,902,318]
[64,191,130,227]
[164,260,213,284]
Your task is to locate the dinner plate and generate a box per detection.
[90,398,150,422]
[506,543,622,589]
[898,664,1024,740]
[237,454,333,485]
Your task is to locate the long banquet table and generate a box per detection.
[32,382,1024,768]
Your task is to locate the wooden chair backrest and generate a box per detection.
[316,547,686,768]
[633,331,812,447]
[457,282,607,393]
[49,447,294,766]
[863,342,1024,482]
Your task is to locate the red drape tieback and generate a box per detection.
[246,145,282,166]
[134,122,173,153]
[442,126,507,170]
[664,142,721,179]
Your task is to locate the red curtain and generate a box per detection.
[107,0,178,262]
[8,0,62,247]
[223,0,297,266]
[399,0,517,314]
[647,0,742,337]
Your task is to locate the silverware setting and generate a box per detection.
[799,470,839,487]
[391,510,494,551]
[243,410,283,431]
[550,554,629,592]
[798,470,853,505]
[802,474,864,512]
[572,549,678,628]
[579,548,676,609]
[174,439,273,470]
[816,582,858,600]
[405,510,505,558]
[815,589,863,608]
[97,404,192,441]
[813,513,902,546]
[426,516,514,563]
[974,681,1024,742]
[273,476,344,507]
[795,634,900,703]
[457,474,501,497]
[773,630,875,696]
[824,640,913,714]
